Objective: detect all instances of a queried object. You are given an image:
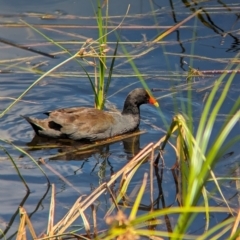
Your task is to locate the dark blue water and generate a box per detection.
[0,0,240,238]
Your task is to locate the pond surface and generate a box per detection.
[0,0,240,239]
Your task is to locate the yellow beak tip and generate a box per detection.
[154,102,159,107]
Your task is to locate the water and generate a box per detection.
[0,0,240,238]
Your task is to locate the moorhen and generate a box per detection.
[22,88,159,141]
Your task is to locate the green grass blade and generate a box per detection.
[0,140,50,184]
[0,146,30,191]
[0,53,78,117]
[20,19,98,103]
[129,173,148,221]
[105,41,118,96]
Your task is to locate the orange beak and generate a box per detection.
[149,96,159,107]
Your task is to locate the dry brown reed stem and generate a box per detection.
[106,184,120,211]
[39,158,82,194]
[17,207,37,240]
[52,196,84,233]
[150,147,154,211]
[0,23,191,29]
[91,204,98,238]
[0,97,37,104]
[165,52,230,63]
[47,184,55,237]
[80,208,91,238]
[230,210,240,237]
[51,136,166,235]
[152,9,202,43]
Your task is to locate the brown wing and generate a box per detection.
[48,107,116,139]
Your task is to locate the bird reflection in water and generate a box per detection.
[26,130,142,161]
